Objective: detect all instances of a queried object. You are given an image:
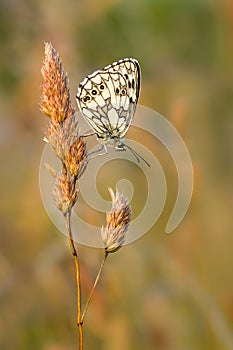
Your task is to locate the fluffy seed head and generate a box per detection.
[101,188,131,253]
[40,42,74,123]
[53,171,78,215]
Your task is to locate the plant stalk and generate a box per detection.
[64,211,83,350]
[81,251,108,323]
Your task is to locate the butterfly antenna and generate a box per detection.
[124,144,150,167]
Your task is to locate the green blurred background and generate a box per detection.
[1,0,233,349]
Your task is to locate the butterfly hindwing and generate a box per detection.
[76,58,140,140]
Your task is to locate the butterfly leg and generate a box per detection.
[80,132,96,138]
[87,144,107,160]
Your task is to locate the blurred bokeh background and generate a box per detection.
[1,0,233,349]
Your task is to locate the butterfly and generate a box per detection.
[76,58,149,166]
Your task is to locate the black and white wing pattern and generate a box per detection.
[76,58,140,144]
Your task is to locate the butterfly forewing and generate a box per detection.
[76,58,140,141]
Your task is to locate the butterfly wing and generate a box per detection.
[76,58,140,140]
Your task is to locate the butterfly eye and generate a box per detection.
[115,88,120,94]
[82,95,91,102]
[99,84,105,90]
[91,89,98,95]
[121,89,126,96]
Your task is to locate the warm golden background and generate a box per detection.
[1,0,233,349]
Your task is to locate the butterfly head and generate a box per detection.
[96,131,124,148]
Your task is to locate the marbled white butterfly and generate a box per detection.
[76,58,149,166]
